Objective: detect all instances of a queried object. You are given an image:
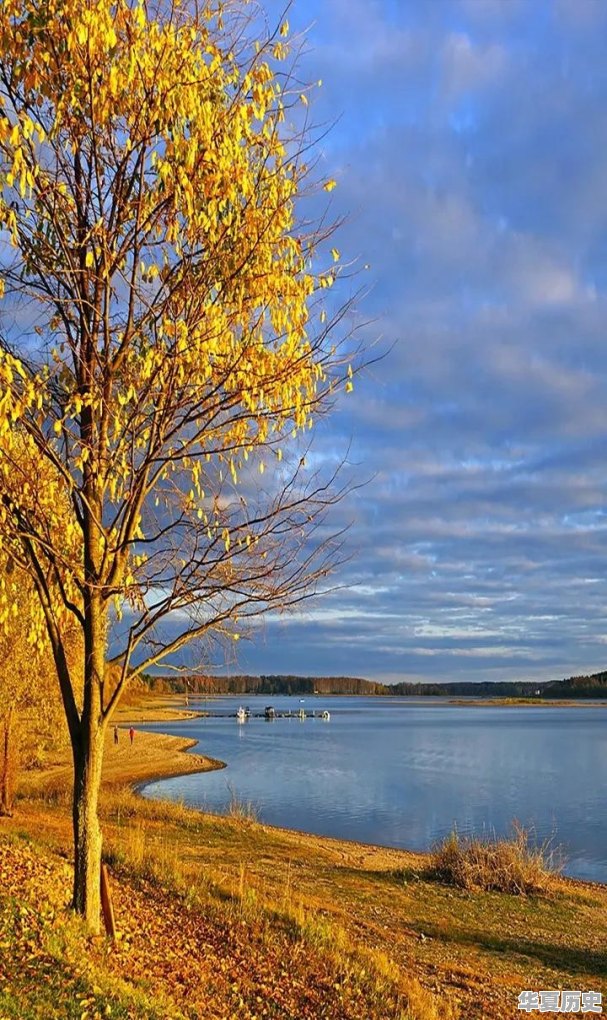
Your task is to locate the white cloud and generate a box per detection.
[442,32,507,99]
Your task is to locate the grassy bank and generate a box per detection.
[2,695,606,1018]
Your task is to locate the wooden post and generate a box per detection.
[100,862,117,939]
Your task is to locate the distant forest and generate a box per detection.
[143,669,607,699]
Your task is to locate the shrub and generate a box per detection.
[431,822,560,895]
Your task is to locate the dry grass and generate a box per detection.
[98,806,446,1019]
[431,822,560,895]
[5,825,438,1020]
[225,782,259,823]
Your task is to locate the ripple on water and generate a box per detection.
[139,697,607,882]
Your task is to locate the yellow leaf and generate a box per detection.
[331,247,340,262]
[323,179,337,192]
[85,251,94,268]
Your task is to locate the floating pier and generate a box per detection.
[207,709,330,720]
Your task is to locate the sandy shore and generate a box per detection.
[22,698,225,797]
[113,694,209,724]
[101,729,226,789]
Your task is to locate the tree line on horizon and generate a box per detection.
[145,670,607,698]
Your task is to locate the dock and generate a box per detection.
[206,710,329,720]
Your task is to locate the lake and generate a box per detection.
[139,696,607,882]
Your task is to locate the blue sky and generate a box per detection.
[227,0,607,685]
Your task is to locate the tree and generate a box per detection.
[0,0,357,932]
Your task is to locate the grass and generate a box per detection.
[0,839,168,1020]
[225,781,259,823]
[431,823,560,896]
[98,797,442,1018]
[1,827,443,1020]
[74,787,607,1014]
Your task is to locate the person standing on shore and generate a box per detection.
[113,726,119,745]
[129,727,135,746]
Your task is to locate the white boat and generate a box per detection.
[236,706,247,723]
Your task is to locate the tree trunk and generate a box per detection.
[71,576,107,933]
[0,707,14,816]
[71,724,104,931]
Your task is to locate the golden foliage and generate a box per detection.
[0,0,348,677]
[0,0,331,463]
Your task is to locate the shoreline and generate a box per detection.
[20,702,226,800]
[127,696,606,889]
[21,693,605,888]
[138,754,605,890]
[131,742,228,795]
[119,698,227,791]
[121,698,428,869]
[126,691,607,708]
[101,728,226,791]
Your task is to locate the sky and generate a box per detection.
[225,0,607,685]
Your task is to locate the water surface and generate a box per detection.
[140,696,607,881]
